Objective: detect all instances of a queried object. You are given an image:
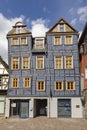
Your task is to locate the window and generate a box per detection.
[66,81,75,90]
[36,56,44,69]
[22,57,30,69]
[85,67,87,79]
[60,24,64,32]
[65,36,72,45]
[20,37,27,45]
[24,77,31,88]
[12,57,19,70]
[35,38,44,49]
[12,38,19,45]
[12,78,18,88]
[16,27,22,34]
[37,81,45,91]
[65,56,73,69]
[54,56,63,69]
[54,36,61,45]
[55,81,63,91]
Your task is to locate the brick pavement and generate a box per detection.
[0,117,87,130]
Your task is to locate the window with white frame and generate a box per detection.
[85,67,87,79]
[11,57,19,70]
[55,81,63,91]
[36,56,44,69]
[20,37,27,45]
[22,57,30,69]
[12,37,19,45]
[66,81,75,90]
[54,36,62,45]
[35,38,44,49]
[37,81,45,91]
[12,78,18,88]
[65,56,73,69]
[54,56,63,69]
[24,77,31,88]
[65,36,72,45]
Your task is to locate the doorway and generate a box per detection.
[10,99,19,117]
[35,99,47,117]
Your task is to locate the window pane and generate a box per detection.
[66,81,75,90]
[65,36,72,44]
[55,57,62,69]
[21,37,27,45]
[12,57,19,70]
[22,57,30,69]
[37,81,45,91]
[65,56,73,69]
[35,39,44,49]
[24,78,30,88]
[60,24,64,32]
[12,38,19,45]
[36,56,44,69]
[12,78,18,88]
[54,37,61,45]
[55,81,63,90]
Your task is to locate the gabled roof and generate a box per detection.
[0,56,9,72]
[46,18,78,34]
[7,21,31,36]
[79,22,87,45]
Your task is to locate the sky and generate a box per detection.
[0,0,87,63]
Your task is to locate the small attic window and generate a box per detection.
[16,27,22,34]
[59,24,64,32]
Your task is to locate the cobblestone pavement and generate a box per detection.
[0,117,87,130]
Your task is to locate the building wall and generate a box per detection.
[49,97,83,118]
[47,34,80,97]
[80,53,87,89]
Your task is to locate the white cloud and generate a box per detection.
[0,12,24,63]
[0,13,49,63]
[71,18,77,26]
[77,6,87,23]
[69,8,74,15]
[31,18,49,37]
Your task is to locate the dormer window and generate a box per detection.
[35,38,44,49]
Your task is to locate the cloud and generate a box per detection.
[0,12,24,63]
[31,18,49,37]
[43,7,50,14]
[77,6,87,23]
[71,18,77,26]
[0,14,50,63]
[69,8,74,15]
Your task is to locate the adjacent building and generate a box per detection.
[0,56,9,116]
[79,22,87,118]
[5,18,83,118]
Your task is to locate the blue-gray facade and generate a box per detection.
[6,19,82,118]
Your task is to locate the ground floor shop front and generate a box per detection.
[5,97,83,118]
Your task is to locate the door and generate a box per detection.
[10,100,19,116]
[35,99,47,116]
[20,100,29,118]
[58,99,71,118]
